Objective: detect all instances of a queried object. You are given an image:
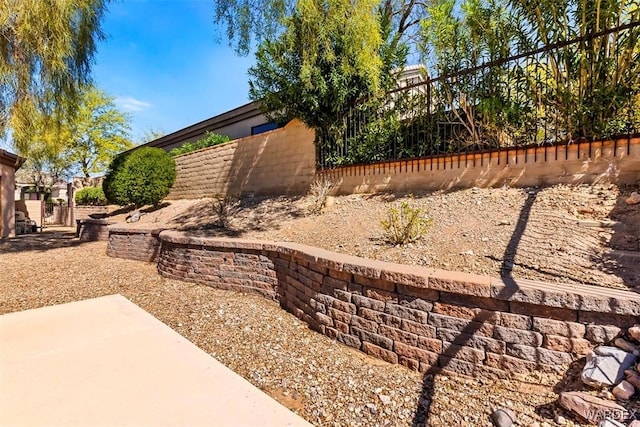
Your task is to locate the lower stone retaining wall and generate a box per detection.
[108,228,640,378]
[106,226,165,262]
[77,219,111,241]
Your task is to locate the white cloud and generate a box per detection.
[115,96,152,112]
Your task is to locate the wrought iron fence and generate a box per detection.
[317,21,640,169]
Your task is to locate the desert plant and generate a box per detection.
[308,176,336,215]
[380,200,432,245]
[103,147,176,208]
[211,194,241,228]
[75,187,107,206]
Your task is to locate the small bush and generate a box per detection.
[308,176,335,214]
[169,132,230,157]
[103,147,176,208]
[380,200,431,245]
[211,194,241,228]
[75,187,107,206]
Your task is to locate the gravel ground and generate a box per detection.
[0,231,596,427]
[114,183,640,291]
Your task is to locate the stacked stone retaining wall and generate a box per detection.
[77,219,111,241]
[106,226,165,262]
[107,228,640,378]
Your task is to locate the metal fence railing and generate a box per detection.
[317,21,640,169]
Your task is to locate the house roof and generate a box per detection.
[131,101,263,152]
[0,149,26,170]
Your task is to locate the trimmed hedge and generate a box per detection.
[168,132,230,157]
[103,147,176,208]
[75,187,108,206]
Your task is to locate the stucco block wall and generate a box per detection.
[324,137,640,194]
[168,119,316,199]
[0,164,16,238]
[15,200,43,228]
[107,229,640,379]
[73,206,115,220]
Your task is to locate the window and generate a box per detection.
[251,122,281,135]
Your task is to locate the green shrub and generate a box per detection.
[380,200,432,245]
[168,132,230,157]
[75,187,108,206]
[103,147,176,208]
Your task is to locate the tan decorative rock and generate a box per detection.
[614,338,640,356]
[625,192,640,205]
[596,418,626,427]
[628,325,640,342]
[624,370,640,389]
[490,408,517,427]
[612,380,635,400]
[558,392,629,424]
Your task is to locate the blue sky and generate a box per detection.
[95,0,256,142]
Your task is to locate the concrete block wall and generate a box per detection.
[323,137,640,194]
[107,229,640,379]
[168,119,316,199]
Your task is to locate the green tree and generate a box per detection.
[103,147,176,208]
[417,0,640,149]
[1,0,108,141]
[508,0,640,138]
[214,0,424,55]
[15,103,72,194]
[139,127,166,144]
[14,86,132,186]
[420,0,526,149]
[248,0,409,161]
[65,86,133,184]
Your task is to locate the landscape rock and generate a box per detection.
[490,408,517,427]
[597,418,626,427]
[555,414,568,424]
[624,370,640,389]
[582,346,637,387]
[558,392,629,424]
[126,211,145,223]
[598,389,615,400]
[614,338,640,356]
[612,380,635,400]
[628,326,640,342]
[587,326,622,345]
[625,192,640,205]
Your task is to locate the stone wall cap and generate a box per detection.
[491,277,640,315]
[79,218,112,225]
[108,225,166,235]
[156,232,640,316]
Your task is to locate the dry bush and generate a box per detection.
[308,176,336,215]
[380,200,432,245]
[211,194,241,228]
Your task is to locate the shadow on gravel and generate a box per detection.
[411,192,538,425]
[594,185,640,292]
[171,196,306,235]
[0,229,82,254]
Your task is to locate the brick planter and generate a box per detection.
[106,226,165,262]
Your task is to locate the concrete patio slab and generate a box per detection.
[0,294,312,427]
